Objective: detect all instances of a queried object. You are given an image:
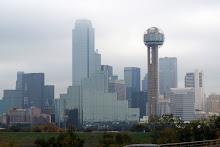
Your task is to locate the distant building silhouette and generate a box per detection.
[101,65,113,79]
[22,73,44,110]
[124,67,140,101]
[131,91,148,118]
[72,19,101,86]
[108,79,126,100]
[159,57,177,97]
[185,69,205,111]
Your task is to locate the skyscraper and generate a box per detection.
[16,71,24,90]
[124,67,140,100]
[159,57,177,96]
[22,73,44,110]
[143,27,165,116]
[185,69,205,111]
[72,19,101,86]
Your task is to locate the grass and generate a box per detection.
[0,132,152,147]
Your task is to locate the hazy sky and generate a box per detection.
[0,0,220,98]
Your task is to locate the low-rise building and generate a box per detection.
[8,108,30,125]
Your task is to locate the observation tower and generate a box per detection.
[143,27,165,116]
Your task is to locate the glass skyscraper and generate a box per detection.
[159,57,177,96]
[72,19,101,86]
[124,67,140,100]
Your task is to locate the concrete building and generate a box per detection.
[8,108,30,125]
[159,98,170,115]
[108,79,126,100]
[159,57,177,96]
[142,73,148,91]
[170,88,195,121]
[143,27,165,116]
[101,65,113,79]
[185,69,205,111]
[124,67,140,101]
[206,94,220,113]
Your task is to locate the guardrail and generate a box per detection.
[160,139,220,147]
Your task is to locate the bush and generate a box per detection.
[0,135,17,147]
[129,124,150,132]
[84,128,93,132]
[98,132,132,147]
[39,123,63,132]
[34,130,84,147]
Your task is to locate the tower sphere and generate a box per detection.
[143,27,165,48]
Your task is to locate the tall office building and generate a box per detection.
[72,19,101,86]
[3,90,22,108]
[124,67,140,100]
[22,73,44,110]
[108,79,126,100]
[16,71,24,90]
[131,91,148,118]
[58,20,140,127]
[170,88,195,121]
[185,69,204,111]
[143,27,165,116]
[159,57,177,96]
[101,65,113,79]
[43,85,54,108]
[142,73,148,91]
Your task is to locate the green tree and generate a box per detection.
[115,133,132,145]
[98,132,116,147]
[156,127,179,144]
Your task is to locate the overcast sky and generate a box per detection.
[0,0,220,98]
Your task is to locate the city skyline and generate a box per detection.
[1,0,220,98]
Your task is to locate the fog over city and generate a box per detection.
[0,0,220,98]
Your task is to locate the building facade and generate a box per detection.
[72,19,101,86]
[108,79,126,100]
[170,88,195,121]
[22,73,44,110]
[8,108,30,125]
[206,94,220,113]
[159,57,177,96]
[3,90,22,108]
[0,99,13,115]
[159,98,170,115]
[131,91,148,118]
[124,67,140,100]
[101,65,113,79]
[185,69,205,111]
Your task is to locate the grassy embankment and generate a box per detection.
[0,132,152,147]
